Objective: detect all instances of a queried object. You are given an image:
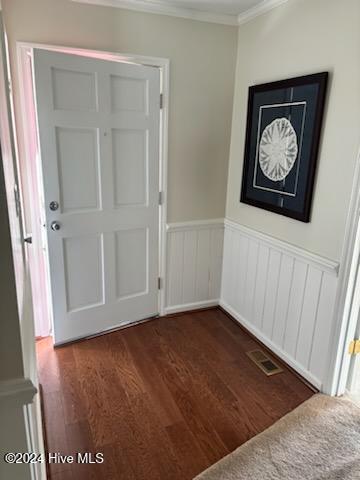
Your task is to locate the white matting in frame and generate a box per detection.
[253,101,307,197]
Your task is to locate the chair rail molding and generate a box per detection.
[167,218,224,232]
[0,377,37,406]
[224,219,339,275]
[221,219,339,390]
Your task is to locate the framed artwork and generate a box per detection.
[240,72,328,222]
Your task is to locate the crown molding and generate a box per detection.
[237,0,289,24]
[71,0,289,26]
[70,0,239,25]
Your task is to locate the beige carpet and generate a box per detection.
[195,394,360,480]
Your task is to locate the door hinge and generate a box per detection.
[349,339,360,355]
[159,191,163,205]
[160,93,164,109]
[158,277,162,290]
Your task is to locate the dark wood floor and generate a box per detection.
[37,308,314,480]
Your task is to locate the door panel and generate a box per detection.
[110,75,148,113]
[51,67,98,112]
[63,234,104,312]
[56,126,101,212]
[112,128,148,207]
[33,49,160,344]
[115,227,148,299]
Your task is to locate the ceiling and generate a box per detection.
[72,0,289,25]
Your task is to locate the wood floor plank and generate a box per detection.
[166,422,211,479]
[156,318,256,450]
[36,338,61,394]
[121,325,183,427]
[72,341,119,447]
[36,308,314,479]
[50,470,73,480]
[58,347,87,426]
[135,321,232,463]
[127,392,185,480]
[42,391,71,477]
[199,309,309,415]
[183,319,292,432]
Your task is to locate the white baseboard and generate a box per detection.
[164,295,323,388]
[164,299,219,315]
[219,300,322,389]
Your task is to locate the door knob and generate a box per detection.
[51,221,61,231]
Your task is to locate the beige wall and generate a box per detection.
[3,0,358,257]
[226,0,360,261]
[2,0,237,223]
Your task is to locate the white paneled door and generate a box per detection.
[33,50,160,344]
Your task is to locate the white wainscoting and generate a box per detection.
[0,377,45,480]
[220,219,340,390]
[165,220,224,314]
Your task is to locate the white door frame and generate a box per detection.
[0,23,46,480]
[345,260,360,395]
[324,146,360,395]
[16,42,170,335]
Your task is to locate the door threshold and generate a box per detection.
[54,314,159,347]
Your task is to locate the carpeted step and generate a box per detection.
[195,394,360,480]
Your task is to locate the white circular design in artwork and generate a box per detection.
[259,117,298,182]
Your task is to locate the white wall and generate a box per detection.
[226,0,360,261]
[2,0,237,224]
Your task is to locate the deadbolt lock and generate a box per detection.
[49,201,59,211]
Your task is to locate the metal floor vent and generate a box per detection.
[246,349,283,376]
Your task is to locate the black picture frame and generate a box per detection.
[240,72,328,222]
